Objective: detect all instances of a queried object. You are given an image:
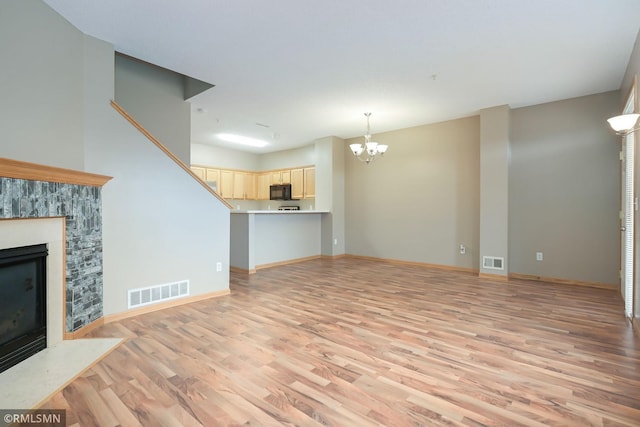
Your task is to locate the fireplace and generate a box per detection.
[0,244,48,373]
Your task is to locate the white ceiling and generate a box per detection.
[44,0,640,153]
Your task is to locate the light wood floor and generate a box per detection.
[40,258,640,426]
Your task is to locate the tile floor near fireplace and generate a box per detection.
[0,337,121,409]
[0,218,119,410]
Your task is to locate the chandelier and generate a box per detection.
[349,113,388,164]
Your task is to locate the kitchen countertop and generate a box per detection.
[231,210,330,214]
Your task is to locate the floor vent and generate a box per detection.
[482,256,504,270]
[128,280,190,309]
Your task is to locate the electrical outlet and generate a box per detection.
[216,262,222,272]
[334,238,338,246]
[536,252,543,261]
[459,244,466,255]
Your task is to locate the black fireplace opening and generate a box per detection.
[0,244,47,373]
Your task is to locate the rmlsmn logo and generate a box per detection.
[0,409,65,427]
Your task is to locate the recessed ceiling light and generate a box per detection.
[217,133,269,148]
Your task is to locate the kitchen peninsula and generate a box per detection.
[230,209,329,273]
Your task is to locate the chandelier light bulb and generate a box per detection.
[350,143,364,156]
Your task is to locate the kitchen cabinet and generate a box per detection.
[304,167,315,199]
[289,167,315,199]
[225,171,256,199]
[219,170,234,199]
[257,173,271,200]
[232,172,245,199]
[290,168,304,199]
[191,166,221,192]
[191,166,206,181]
[205,168,220,191]
[270,170,290,185]
[270,172,281,184]
[270,170,291,185]
[245,173,257,199]
[233,172,256,200]
[194,164,314,201]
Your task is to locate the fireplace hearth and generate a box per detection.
[0,244,48,373]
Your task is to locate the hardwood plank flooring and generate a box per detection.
[39,258,640,426]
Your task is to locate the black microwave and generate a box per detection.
[270,184,293,200]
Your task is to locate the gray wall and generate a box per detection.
[230,214,252,270]
[345,117,481,269]
[254,214,321,265]
[2,0,231,317]
[479,105,510,276]
[344,94,619,286]
[191,142,315,172]
[258,145,316,170]
[509,91,620,285]
[316,137,346,256]
[192,143,261,171]
[621,29,640,108]
[115,54,191,165]
[0,0,84,170]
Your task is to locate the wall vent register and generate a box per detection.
[482,256,504,270]
[128,280,189,309]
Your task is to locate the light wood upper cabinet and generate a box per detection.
[193,165,314,201]
[191,166,221,193]
[232,172,245,199]
[226,171,257,199]
[191,166,206,181]
[270,171,282,185]
[304,167,315,199]
[234,172,256,200]
[219,170,234,199]
[270,170,291,184]
[205,168,220,191]
[245,173,257,200]
[282,170,291,184]
[257,173,271,200]
[286,167,315,199]
[290,168,304,200]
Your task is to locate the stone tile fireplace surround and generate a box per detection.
[0,158,112,336]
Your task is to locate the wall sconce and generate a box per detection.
[607,113,640,135]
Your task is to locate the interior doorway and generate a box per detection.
[620,88,635,319]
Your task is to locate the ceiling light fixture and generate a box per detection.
[607,113,640,135]
[217,133,269,148]
[349,113,388,164]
